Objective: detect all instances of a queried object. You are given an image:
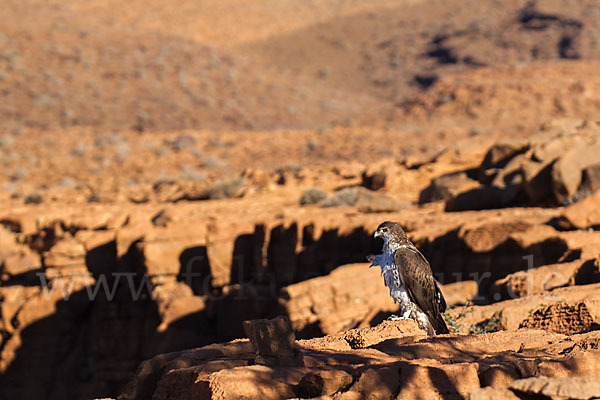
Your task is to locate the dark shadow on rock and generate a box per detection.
[574,259,600,285]
[153,310,217,355]
[85,239,118,278]
[297,226,379,282]
[0,269,161,400]
[294,321,325,340]
[0,268,45,287]
[420,231,570,300]
[444,185,524,211]
[368,310,401,328]
[177,246,211,296]
[230,224,266,285]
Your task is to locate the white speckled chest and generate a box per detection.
[372,249,411,307]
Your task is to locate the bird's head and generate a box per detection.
[373,221,407,245]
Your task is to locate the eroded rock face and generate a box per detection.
[448,283,600,335]
[434,121,600,209]
[117,319,600,400]
[3,119,600,400]
[2,198,600,399]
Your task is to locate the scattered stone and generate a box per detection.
[179,165,206,182]
[321,187,404,212]
[164,135,197,152]
[419,171,479,203]
[321,187,359,207]
[7,167,27,181]
[510,376,600,399]
[443,122,600,209]
[242,316,303,367]
[0,134,15,148]
[580,164,600,195]
[201,155,227,169]
[23,193,43,204]
[153,180,185,202]
[203,177,245,200]
[355,189,406,213]
[70,143,87,158]
[114,141,131,161]
[57,177,77,189]
[151,209,173,227]
[299,188,327,205]
[552,143,600,205]
[479,140,529,175]
[558,189,600,230]
[361,169,386,191]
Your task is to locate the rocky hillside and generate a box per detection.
[2,0,600,399]
[1,121,600,399]
[2,0,600,132]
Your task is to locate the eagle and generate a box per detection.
[368,221,449,336]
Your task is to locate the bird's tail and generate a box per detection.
[431,313,449,335]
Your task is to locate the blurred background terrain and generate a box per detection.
[1,0,600,399]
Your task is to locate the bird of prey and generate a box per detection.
[368,221,449,336]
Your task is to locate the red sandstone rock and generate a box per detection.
[279,263,397,336]
[510,376,600,399]
[559,189,600,230]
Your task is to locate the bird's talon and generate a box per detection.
[387,314,409,321]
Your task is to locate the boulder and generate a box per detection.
[242,316,303,367]
[552,143,600,204]
[321,187,406,213]
[479,140,529,176]
[519,158,554,204]
[295,369,353,398]
[488,259,587,302]
[419,171,479,203]
[355,189,407,213]
[361,169,387,191]
[558,189,600,230]
[580,164,600,194]
[510,376,600,399]
[441,122,600,209]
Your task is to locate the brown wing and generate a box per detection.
[395,245,449,334]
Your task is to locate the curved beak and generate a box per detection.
[373,231,381,238]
